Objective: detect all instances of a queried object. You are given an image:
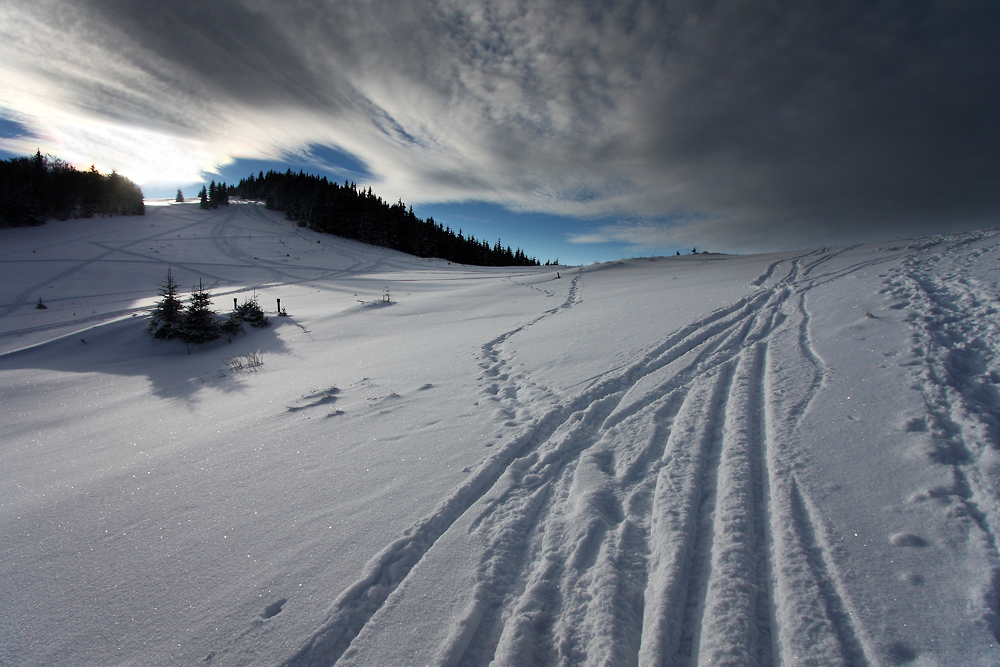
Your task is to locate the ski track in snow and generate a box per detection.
[9,207,1000,666]
[285,251,892,666]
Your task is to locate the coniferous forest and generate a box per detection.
[0,150,544,267]
[0,151,144,227]
[232,170,542,267]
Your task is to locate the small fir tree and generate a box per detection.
[199,186,209,209]
[175,189,184,203]
[235,294,269,328]
[180,279,220,344]
[148,267,184,339]
[220,309,244,342]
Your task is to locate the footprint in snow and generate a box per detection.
[884,640,918,664]
[286,387,339,412]
[492,407,514,420]
[262,598,287,619]
[890,532,929,547]
[900,416,928,432]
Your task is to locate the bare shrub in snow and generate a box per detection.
[228,350,263,372]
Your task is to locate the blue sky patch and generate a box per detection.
[0,115,34,140]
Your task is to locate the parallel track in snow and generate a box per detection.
[285,247,894,666]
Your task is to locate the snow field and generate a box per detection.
[2,204,1000,666]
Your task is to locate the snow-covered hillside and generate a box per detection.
[3,202,1000,666]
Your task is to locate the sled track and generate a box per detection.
[287,251,875,666]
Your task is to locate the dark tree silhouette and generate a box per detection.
[229,170,543,267]
[0,151,144,227]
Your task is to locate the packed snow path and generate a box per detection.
[2,205,1000,666]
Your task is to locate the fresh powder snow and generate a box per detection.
[2,201,999,666]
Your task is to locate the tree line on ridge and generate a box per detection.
[231,169,543,267]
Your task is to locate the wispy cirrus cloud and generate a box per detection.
[2,0,998,252]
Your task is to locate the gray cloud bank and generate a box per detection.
[2,0,998,251]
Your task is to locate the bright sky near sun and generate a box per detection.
[1,1,998,264]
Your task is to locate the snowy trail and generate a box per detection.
[285,249,885,666]
[881,231,1000,639]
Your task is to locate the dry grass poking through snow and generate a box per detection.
[227,349,264,372]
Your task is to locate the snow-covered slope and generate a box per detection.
[2,202,999,666]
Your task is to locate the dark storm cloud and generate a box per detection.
[631,0,1000,247]
[3,0,998,249]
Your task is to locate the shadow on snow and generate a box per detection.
[0,314,293,403]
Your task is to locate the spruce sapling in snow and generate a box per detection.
[180,279,220,344]
[235,294,269,327]
[220,310,244,342]
[148,267,184,339]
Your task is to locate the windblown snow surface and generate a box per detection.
[3,201,1000,667]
